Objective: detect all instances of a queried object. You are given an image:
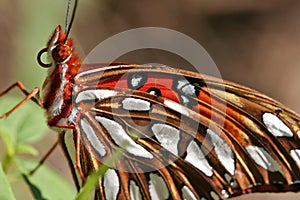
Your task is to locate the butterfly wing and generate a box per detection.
[73,64,300,199]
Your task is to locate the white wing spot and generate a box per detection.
[80,118,106,156]
[95,116,153,159]
[149,90,156,95]
[210,191,220,200]
[185,140,213,177]
[130,180,142,200]
[207,129,235,175]
[149,173,169,200]
[290,149,300,168]
[221,190,229,199]
[164,99,190,116]
[103,169,120,200]
[177,79,195,96]
[246,145,283,173]
[131,74,143,88]
[122,97,151,111]
[182,186,197,200]
[152,123,180,155]
[262,112,293,137]
[181,95,190,105]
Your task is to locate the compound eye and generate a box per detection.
[37,48,51,68]
[52,43,72,63]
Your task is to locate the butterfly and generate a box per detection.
[1,0,300,199]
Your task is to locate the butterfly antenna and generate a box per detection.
[64,0,78,42]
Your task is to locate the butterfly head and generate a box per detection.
[37,25,75,68]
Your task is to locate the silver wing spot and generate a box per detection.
[182,186,197,200]
[151,123,180,156]
[206,129,235,175]
[130,180,142,200]
[95,116,153,159]
[290,149,300,168]
[103,169,120,200]
[122,97,151,111]
[246,145,283,174]
[149,173,169,200]
[80,118,106,157]
[262,112,293,137]
[185,140,213,177]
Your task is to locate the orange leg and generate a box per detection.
[29,140,59,175]
[0,81,42,119]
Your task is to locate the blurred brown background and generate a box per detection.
[1,0,300,199]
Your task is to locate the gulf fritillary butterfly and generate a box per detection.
[1,0,300,199]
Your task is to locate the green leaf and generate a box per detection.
[0,127,15,156]
[15,144,38,156]
[16,158,76,200]
[0,96,49,144]
[22,174,47,200]
[0,162,16,200]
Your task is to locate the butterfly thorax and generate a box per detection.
[41,25,81,128]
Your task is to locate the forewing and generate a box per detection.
[73,64,300,199]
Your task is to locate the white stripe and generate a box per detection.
[75,66,112,78]
[152,123,180,155]
[95,116,153,159]
[149,173,169,200]
[103,169,120,200]
[185,141,213,177]
[80,118,106,156]
[47,64,68,117]
[76,89,117,103]
[122,98,151,111]
[207,129,235,175]
[262,112,293,137]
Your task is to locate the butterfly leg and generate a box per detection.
[29,139,59,175]
[0,81,42,119]
[59,131,81,191]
